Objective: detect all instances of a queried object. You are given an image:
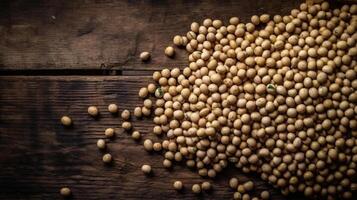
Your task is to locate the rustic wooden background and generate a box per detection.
[0,0,352,199]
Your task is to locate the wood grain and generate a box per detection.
[0,0,354,199]
[0,76,307,200]
[0,0,303,71]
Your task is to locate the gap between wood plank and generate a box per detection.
[0,69,157,76]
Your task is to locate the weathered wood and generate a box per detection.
[0,76,307,200]
[0,0,303,71]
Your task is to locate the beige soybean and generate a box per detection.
[61,116,72,126]
[141,164,152,174]
[97,139,106,149]
[134,107,143,118]
[121,110,130,120]
[165,46,175,57]
[122,122,132,130]
[173,180,183,190]
[60,187,71,197]
[131,131,141,140]
[201,181,212,191]
[192,184,201,194]
[143,139,153,151]
[108,103,118,113]
[105,128,115,138]
[140,52,151,61]
[88,106,99,117]
[102,153,112,163]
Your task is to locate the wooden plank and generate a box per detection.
[0,76,306,200]
[0,0,303,71]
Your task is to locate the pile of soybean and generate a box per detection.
[133,1,357,199]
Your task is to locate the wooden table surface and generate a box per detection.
[0,0,346,199]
